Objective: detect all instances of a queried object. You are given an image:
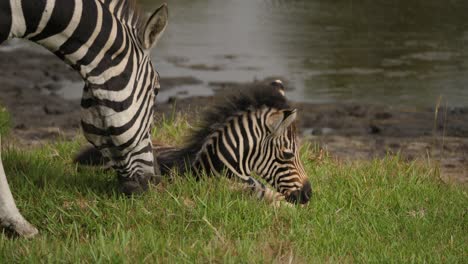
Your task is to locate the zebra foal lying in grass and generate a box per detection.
[77,81,312,205]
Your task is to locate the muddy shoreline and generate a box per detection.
[0,47,466,184]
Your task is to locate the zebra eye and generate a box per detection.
[283,150,295,160]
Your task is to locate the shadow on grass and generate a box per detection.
[2,140,120,198]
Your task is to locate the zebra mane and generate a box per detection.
[199,85,291,151]
[193,84,291,143]
[99,0,144,31]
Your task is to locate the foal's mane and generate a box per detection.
[186,83,292,153]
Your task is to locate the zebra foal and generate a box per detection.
[0,0,168,237]
[158,81,312,204]
[78,81,312,205]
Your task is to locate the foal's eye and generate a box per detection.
[283,150,295,160]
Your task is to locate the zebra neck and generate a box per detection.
[194,113,265,178]
[8,0,139,83]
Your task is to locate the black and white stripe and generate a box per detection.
[158,82,312,204]
[74,82,312,204]
[0,0,168,194]
[191,108,311,204]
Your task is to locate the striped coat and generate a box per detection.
[0,0,168,237]
[76,81,312,205]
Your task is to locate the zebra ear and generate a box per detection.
[141,3,168,50]
[267,109,297,135]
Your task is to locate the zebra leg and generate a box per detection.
[118,172,161,195]
[0,137,38,238]
[241,176,285,204]
[122,154,162,195]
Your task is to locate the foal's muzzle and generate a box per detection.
[285,181,312,204]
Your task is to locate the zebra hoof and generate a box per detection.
[1,217,39,238]
[118,174,162,196]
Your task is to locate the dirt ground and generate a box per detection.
[0,46,466,184]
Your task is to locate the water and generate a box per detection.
[143,0,468,107]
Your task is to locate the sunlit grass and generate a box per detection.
[0,115,466,262]
[152,112,192,146]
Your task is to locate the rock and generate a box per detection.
[310,128,321,135]
[348,105,366,117]
[167,96,177,104]
[14,124,26,130]
[369,124,381,134]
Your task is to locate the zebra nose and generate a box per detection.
[286,181,312,204]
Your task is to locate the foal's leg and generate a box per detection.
[227,172,287,205]
[241,176,285,203]
[0,136,38,237]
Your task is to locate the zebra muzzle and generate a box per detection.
[118,173,162,196]
[285,181,312,205]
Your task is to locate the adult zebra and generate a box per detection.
[77,81,313,205]
[0,0,168,237]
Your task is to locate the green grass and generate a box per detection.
[0,106,10,136]
[0,115,467,263]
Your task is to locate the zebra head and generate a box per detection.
[258,108,311,204]
[80,3,169,194]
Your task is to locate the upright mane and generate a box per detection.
[98,0,144,31]
[188,84,291,150]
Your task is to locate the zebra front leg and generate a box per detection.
[0,137,38,237]
[239,176,286,205]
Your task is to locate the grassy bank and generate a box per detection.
[0,115,466,263]
[0,106,10,136]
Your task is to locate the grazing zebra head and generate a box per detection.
[158,80,312,204]
[256,108,311,204]
[0,0,169,194]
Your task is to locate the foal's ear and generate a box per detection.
[141,3,168,50]
[266,109,297,136]
[270,79,285,96]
